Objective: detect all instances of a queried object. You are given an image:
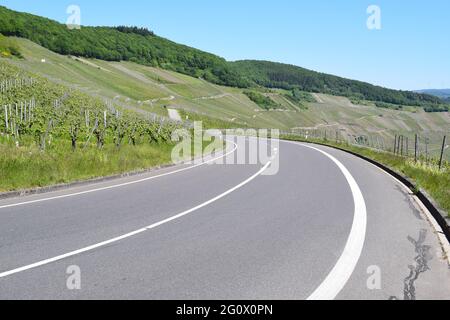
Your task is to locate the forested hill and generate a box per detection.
[0,5,447,112]
[231,60,447,111]
[0,6,248,87]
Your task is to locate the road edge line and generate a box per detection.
[0,140,237,210]
[284,139,450,266]
[282,140,368,301]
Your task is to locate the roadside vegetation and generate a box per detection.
[0,60,214,192]
[0,142,174,191]
[281,134,450,217]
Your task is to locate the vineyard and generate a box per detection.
[0,60,191,191]
[0,60,181,151]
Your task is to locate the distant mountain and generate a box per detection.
[0,5,448,112]
[416,89,450,100]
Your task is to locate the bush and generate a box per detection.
[0,33,22,58]
[244,91,280,110]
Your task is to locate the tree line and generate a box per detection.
[231,60,449,112]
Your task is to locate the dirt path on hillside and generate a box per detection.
[193,93,230,101]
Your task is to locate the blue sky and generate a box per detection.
[1,0,449,90]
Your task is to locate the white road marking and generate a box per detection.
[0,141,238,210]
[0,156,274,279]
[283,140,367,300]
[1,137,365,301]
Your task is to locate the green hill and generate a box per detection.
[0,5,447,112]
[231,60,447,111]
[0,6,247,88]
[0,33,22,58]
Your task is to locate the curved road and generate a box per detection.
[0,137,449,300]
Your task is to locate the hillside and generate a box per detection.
[0,5,447,111]
[0,33,22,58]
[0,5,247,88]
[231,60,448,112]
[2,37,448,160]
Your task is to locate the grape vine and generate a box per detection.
[0,61,181,150]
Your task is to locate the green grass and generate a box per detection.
[0,135,223,192]
[0,142,175,191]
[281,135,450,217]
[0,33,22,58]
[178,109,249,129]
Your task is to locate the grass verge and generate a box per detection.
[0,143,175,192]
[0,136,224,192]
[281,135,450,217]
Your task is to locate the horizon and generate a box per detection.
[1,0,449,91]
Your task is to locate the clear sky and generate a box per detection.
[1,0,449,90]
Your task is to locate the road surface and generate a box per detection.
[0,137,449,300]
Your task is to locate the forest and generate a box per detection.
[0,6,248,88]
[231,60,448,112]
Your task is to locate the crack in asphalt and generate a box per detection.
[390,229,433,300]
[395,185,423,221]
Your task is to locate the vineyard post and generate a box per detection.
[405,137,409,157]
[84,118,99,150]
[4,106,8,131]
[439,136,447,170]
[394,135,397,154]
[414,134,418,163]
[115,110,122,148]
[40,119,53,151]
[425,138,429,164]
[85,110,90,128]
[400,135,403,156]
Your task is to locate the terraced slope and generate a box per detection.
[4,37,449,153]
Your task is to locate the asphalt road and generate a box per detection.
[0,137,449,300]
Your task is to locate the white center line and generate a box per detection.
[0,141,238,210]
[0,156,274,279]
